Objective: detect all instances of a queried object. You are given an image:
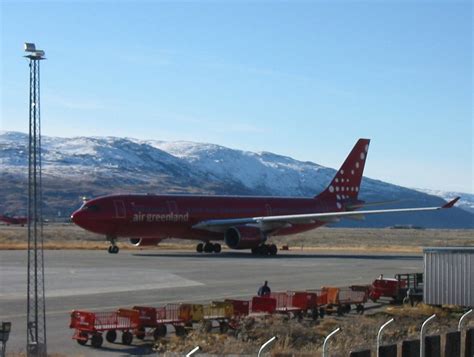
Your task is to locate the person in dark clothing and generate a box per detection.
[257,281,271,296]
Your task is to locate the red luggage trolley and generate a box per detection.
[70,309,139,348]
[133,304,189,340]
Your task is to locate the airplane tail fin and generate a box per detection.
[316,138,370,201]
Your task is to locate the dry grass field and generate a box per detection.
[0,223,472,252]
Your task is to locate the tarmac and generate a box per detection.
[0,249,423,356]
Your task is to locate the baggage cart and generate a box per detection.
[69,309,139,348]
[132,304,188,340]
[321,286,368,315]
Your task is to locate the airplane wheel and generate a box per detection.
[108,246,119,254]
[213,243,221,253]
[259,245,269,256]
[196,243,203,253]
[204,242,214,253]
[268,244,278,256]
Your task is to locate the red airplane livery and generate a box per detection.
[0,214,28,226]
[71,139,460,254]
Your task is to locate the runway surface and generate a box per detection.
[0,249,423,356]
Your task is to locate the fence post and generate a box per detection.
[377,318,394,357]
[323,327,341,357]
[458,309,473,332]
[458,309,473,357]
[420,314,436,357]
[258,336,277,357]
[185,346,200,357]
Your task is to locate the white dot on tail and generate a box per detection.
[336,186,340,192]
[365,144,369,152]
[329,185,334,193]
[355,162,360,169]
[335,178,339,183]
[337,195,341,200]
[340,170,344,175]
[356,187,359,192]
[337,202,342,209]
[351,170,355,175]
[360,152,365,160]
[341,187,345,191]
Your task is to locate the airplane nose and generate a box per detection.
[71,210,84,227]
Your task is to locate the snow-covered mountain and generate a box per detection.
[414,188,474,214]
[1,131,473,228]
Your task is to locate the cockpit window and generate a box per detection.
[83,204,100,212]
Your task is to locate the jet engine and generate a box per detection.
[129,238,162,247]
[224,226,265,249]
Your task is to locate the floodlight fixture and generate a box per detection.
[24,43,45,60]
[24,43,36,52]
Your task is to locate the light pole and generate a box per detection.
[24,42,47,357]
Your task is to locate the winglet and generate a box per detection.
[442,197,460,209]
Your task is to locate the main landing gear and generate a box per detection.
[107,236,119,254]
[251,244,278,256]
[196,242,221,254]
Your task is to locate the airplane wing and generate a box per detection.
[192,197,460,233]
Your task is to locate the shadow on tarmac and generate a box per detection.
[132,251,422,261]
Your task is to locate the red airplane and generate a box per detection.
[71,139,460,254]
[0,214,28,226]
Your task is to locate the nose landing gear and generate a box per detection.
[107,236,119,254]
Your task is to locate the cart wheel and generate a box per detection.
[105,330,117,343]
[153,324,167,340]
[344,304,351,313]
[196,243,203,253]
[135,327,145,340]
[91,334,103,348]
[311,309,319,321]
[175,325,186,337]
[201,320,213,333]
[359,305,365,315]
[122,331,133,345]
[77,332,88,346]
[219,321,229,333]
[337,306,344,316]
[213,243,221,253]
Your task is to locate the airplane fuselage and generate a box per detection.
[71,194,345,241]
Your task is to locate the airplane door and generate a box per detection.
[265,204,272,216]
[167,200,178,214]
[114,200,126,219]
